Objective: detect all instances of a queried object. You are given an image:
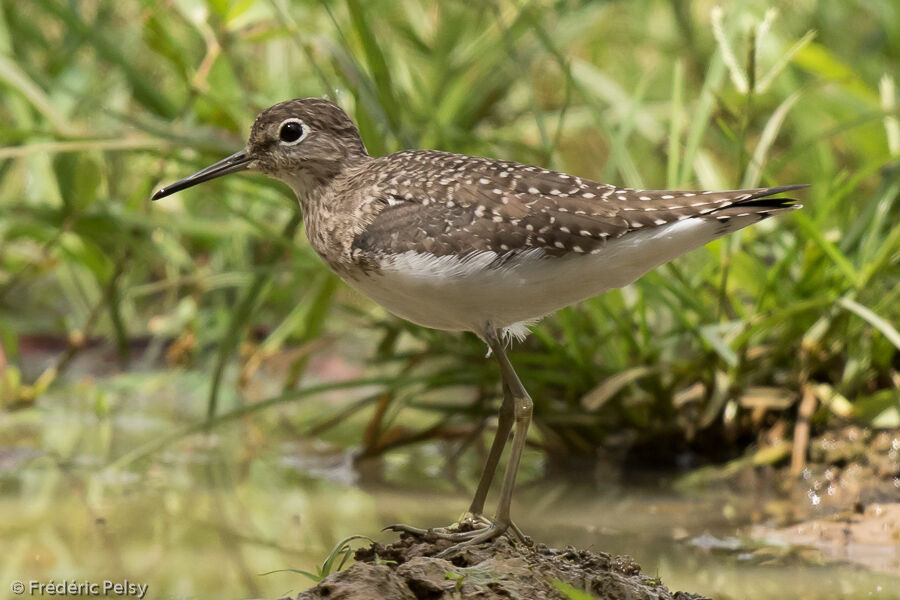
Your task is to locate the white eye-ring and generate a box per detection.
[278,118,307,145]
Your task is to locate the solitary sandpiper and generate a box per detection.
[153,97,806,556]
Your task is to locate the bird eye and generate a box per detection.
[278,120,306,145]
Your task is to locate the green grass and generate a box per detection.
[1,0,898,463]
[259,534,375,582]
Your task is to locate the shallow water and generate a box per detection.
[2,369,899,600]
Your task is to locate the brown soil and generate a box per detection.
[291,532,709,600]
[753,502,900,574]
[747,426,900,573]
[753,427,900,522]
[795,427,899,508]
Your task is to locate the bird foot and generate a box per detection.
[383,513,528,558]
[384,512,489,540]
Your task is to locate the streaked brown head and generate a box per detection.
[152,98,369,201]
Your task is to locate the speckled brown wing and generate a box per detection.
[350,150,804,261]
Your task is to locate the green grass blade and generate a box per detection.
[206,212,302,419]
[837,296,900,351]
[666,59,685,188]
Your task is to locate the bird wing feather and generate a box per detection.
[349,150,805,259]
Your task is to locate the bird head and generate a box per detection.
[152,98,369,201]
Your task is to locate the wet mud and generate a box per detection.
[747,426,900,573]
[292,531,709,600]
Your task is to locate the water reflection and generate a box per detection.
[1,372,898,599]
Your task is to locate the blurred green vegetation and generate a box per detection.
[1,0,898,466]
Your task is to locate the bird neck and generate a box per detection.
[282,151,371,213]
[288,153,375,275]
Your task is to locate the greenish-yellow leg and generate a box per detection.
[468,380,514,516]
[386,327,533,557]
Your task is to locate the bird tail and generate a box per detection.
[704,184,808,223]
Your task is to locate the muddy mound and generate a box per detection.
[292,532,708,600]
[800,427,900,509]
[753,502,900,574]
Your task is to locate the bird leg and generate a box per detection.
[431,330,533,556]
[385,328,533,556]
[385,379,514,538]
[468,379,515,517]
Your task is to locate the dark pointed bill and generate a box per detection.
[152,149,251,200]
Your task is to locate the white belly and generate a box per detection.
[342,217,745,337]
